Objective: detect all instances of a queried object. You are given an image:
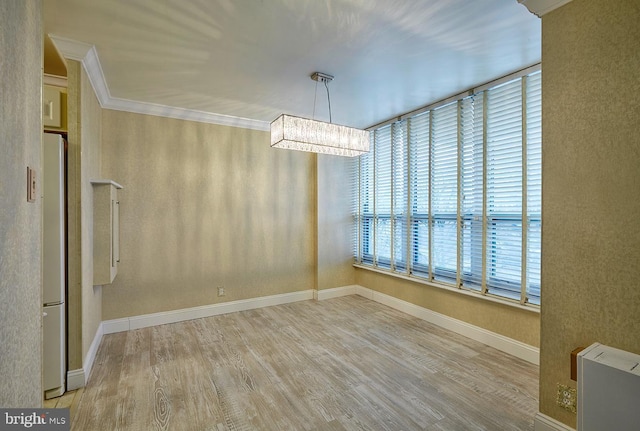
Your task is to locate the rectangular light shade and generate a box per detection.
[270,114,370,157]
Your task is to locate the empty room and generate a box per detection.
[1,1,639,430]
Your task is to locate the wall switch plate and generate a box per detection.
[27,167,36,203]
[217,287,225,297]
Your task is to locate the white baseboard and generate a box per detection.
[67,321,105,389]
[103,289,315,334]
[327,285,539,365]
[83,321,104,383]
[316,285,359,301]
[534,413,575,431]
[77,285,538,390]
[66,368,85,391]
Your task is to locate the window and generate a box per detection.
[354,69,541,306]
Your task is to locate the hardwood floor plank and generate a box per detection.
[68,388,84,423]
[53,390,76,410]
[115,328,153,430]
[72,295,538,430]
[71,331,127,431]
[43,398,57,409]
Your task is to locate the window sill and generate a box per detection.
[353,263,541,314]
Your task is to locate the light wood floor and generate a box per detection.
[44,387,84,420]
[72,295,538,430]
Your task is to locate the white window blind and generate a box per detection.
[431,102,458,283]
[486,79,523,300]
[355,68,541,306]
[525,71,542,305]
[409,112,430,276]
[358,135,374,263]
[392,121,409,271]
[460,95,484,290]
[374,126,392,268]
[351,156,361,260]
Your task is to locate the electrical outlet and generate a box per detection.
[217,287,225,297]
[556,383,577,413]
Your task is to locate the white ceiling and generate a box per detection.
[44,0,540,130]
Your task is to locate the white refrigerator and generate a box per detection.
[42,133,66,399]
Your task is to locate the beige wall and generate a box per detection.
[66,61,82,371]
[0,0,43,407]
[356,269,540,347]
[66,59,103,370]
[317,154,356,291]
[100,110,316,319]
[80,64,103,363]
[540,0,640,427]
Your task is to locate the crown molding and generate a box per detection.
[517,0,573,17]
[47,35,269,131]
[48,34,92,61]
[81,44,112,107]
[43,74,68,88]
[102,97,270,131]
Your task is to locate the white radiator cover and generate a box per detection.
[577,343,640,431]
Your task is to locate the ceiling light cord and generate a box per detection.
[324,79,332,124]
[310,72,335,124]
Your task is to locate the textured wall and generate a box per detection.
[0,0,43,407]
[79,65,102,364]
[66,59,103,371]
[356,269,540,347]
[540,0,640,427]
[100,110,315,319]
[317,154,356,290]
[65,61,82,370]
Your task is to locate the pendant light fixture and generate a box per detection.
[270,72,370,157]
